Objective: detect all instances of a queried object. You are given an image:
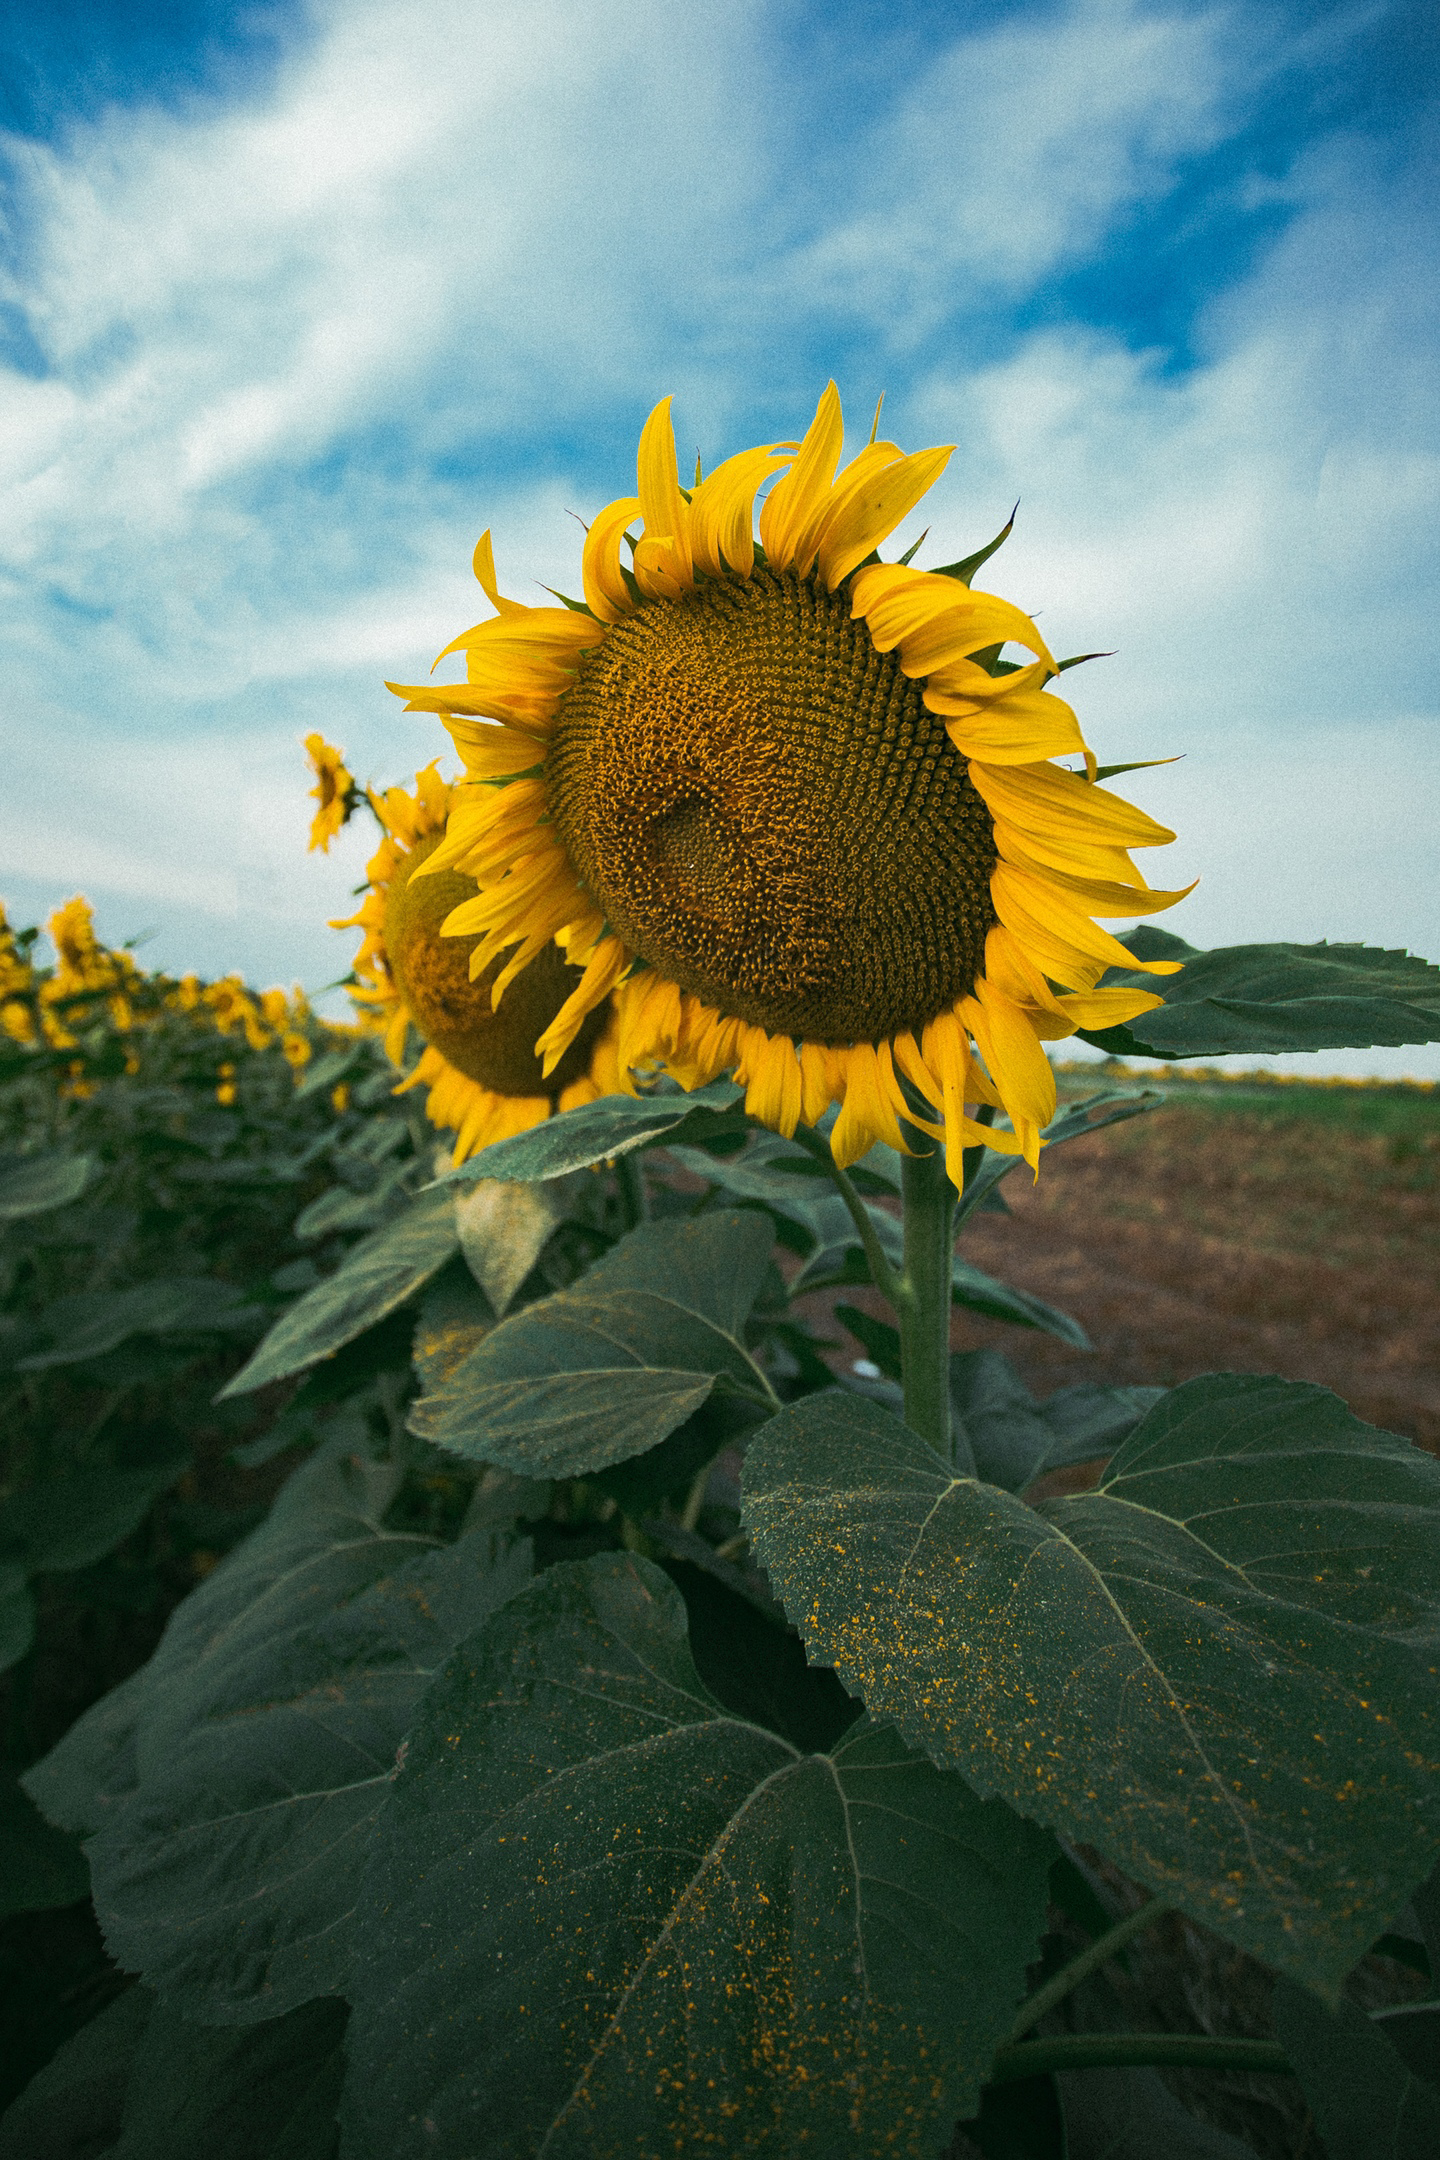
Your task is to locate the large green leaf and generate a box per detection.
[408,1210,776,1478]
[0,1562,34,1677]
[339,1553,1053,2160]
[220,1183,458,1396]
[0,1151,92,1221]
[22,1665,149,1840]
[742,1375,1440,1992]
[1272,1983,1440,2159]
[0,1985,152,2160]
[1079,928,1440,1058]
[0,1457,189,1575]
[111,1995,346,2159]
[0,1779,88,1918]
[73,1440,530,2023]
[20,1277,259,1371]
[452,1173,574,1316]
[440,1078,746,1183]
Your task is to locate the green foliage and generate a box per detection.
[7,914,1440,2157]
[742,1377,1440,1992]
[340,1553,1053,2159]
[409,1211,776,1477]
[1272,1986,1440,2158]
[1081,928,1440,1057]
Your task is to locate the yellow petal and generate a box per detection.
[472,530,527,619]
[938,687,1088,765]
[741,1031,803,1138]
[829,1042,908,1167]
[444,718,549,779]
[815,444,954,589]
[991,863,1184,988]
[851,562,1052,670]
[635,397,692,591]
[969,759,1176,851]
[689,446,791,579]
[536,936,629,1077]
[993,833,1196,916]
[759,382,844,571]
[581,496,641,623]
[1053,985,1167,1029]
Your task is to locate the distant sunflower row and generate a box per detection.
[1,896,317,1102]
[314,383,1191,1176]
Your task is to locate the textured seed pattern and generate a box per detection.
[384,834,604,1095]
[548,568,997,1042]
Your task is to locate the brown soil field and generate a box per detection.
[847,1072,1440,1454]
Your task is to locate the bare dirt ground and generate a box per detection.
[945,1074,1440,1453]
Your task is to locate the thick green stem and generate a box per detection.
[616,1152,649,1231]
[988,2034,1292,2084]
[899,1129,954,1461]
[1008,1898,1171,2042]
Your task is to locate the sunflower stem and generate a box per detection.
[987,2034,1292,2085]
[792,1129,906,1309]
[899,1128,954,1462]
[1007,1896,1172,2042]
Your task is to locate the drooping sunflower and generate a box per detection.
[336,763,625,1161]
[305,733,356,853]
[389,385,1191,1181]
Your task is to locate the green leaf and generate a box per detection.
[339,1552,1053,2159]
[20,1277,259,1371]
[111,1995,346,2159]
[742,1375,1440,1992]
[952,1349,1165,1492]
[1272,1983,1440,2160]
[1057,2066,1254,2158]
[1080,929,1440,1058]
[438,1078,745,1183]
[0,1985,152,2160]
[23,1665,149,1839]
[220,1183,458,1396]
[82,1439,531,2023]
[0,1779,88,1918]
[0,1151,91,1221]
[408,1210,776,1479]
[668,1134,843,1240]
[0,1562,34,1676]
[0,1457,189,1574]
[453,1174,574,1316]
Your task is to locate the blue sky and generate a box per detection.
[1,0,1436,1072]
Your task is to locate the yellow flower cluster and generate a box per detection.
[2,895,319,1103]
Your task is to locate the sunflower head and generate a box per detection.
[389,385,1192,1181]
[305,734,356,853]
[337,764,622,1160]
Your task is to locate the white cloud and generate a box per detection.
[0,0,1435,1080]
[782,0,1240,334]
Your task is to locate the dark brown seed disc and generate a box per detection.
[383,833,606,1096]
[546,567,997,1042]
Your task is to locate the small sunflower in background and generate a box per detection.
[305,734,357,852]
[389,384,1192,1181]
[336,763,625,1162]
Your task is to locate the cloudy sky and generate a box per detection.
[1,0,1436,1071]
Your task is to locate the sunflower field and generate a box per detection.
[5,387,1440,2160]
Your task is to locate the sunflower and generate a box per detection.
[388,385,1190,1181]
[305,734,356,853]
[336,763,624,1161]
